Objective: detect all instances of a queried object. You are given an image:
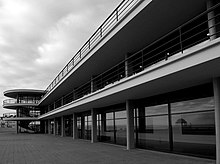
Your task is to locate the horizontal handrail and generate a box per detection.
[3,112,16,118]
[3,99,39,105]
[44,3,220,113]
[43,0,142,98]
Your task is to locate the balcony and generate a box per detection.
[2,112,39,121]
[42,0,149,97]
[42,2,220,115]
[3,98,39,109]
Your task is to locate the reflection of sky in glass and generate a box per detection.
[171,97,214,113]
[146,116,168,129]
[145,104,168,115]
[106,113,113,119]
[173,112,215,126]
[115,119,126,130]
[115,111,126,119]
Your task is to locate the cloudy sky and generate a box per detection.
[0,0,121,115]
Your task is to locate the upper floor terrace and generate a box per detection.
[39,0,212,108]
[3,89,45,109]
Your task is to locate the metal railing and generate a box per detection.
[44,3,220,113]
[3,112,16,118]
[44,0,142,97]
[3,99,39,105]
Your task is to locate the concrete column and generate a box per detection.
[53,118,56,136]
[213,77,220,164]
[207,0,216,40]
[61,116,64,137]
[72,113,78,140]
[126,100,135,150]
[91,109,97,143]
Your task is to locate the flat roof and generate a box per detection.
[4,89,45,98]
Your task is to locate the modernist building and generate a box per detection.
[3,0,220,162]
[3,89,45,133]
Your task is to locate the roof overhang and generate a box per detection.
[39,0,207,106]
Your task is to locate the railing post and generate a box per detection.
[207,0,217,40]
[116,9,119,21]
[88,40,91,49]
[91,76,94,93]
[125,54,129,77]
[141,51,144,70]
[179,28,183,53]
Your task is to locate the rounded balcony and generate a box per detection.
[3,98,39,109]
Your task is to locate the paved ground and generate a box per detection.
[0,129,216,164]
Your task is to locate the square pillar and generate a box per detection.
[213,77,220,164]
[126,100,135,150]
[61,116,64,137]
[91,109,97,143]
[72,113,78,140]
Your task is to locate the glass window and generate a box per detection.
[115,118,126,146]
[145,104,168,115]
[106,112,113,119]
[171,97,216,158]
[171,97,214,114]
[137,104,169,151]
[115,111,126,119]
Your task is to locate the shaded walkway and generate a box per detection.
[0,132,215,164]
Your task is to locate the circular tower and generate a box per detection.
[3,89,45,133]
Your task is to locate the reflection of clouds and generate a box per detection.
[179,112,214,125]
[171,97,214,113]
[145,97,214,116]
[145,104,168,115]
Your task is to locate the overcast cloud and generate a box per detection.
[0,0,121,115]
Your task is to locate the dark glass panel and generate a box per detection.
[171,97,216,158]
[115,119,127,146]
[137,104,169,151]
[104,119,114,143]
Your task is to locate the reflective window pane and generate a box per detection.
[137,104,169,151]
[171,97,216,158]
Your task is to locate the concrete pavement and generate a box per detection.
[0,131,215,164]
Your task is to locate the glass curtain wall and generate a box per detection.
[134,104,169,151]
[64,115,73,137]
[134,96,216,158]
[171,97,215,157]
[97,109,127,146]
[55,118,61,135]
[77,114,91,140]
